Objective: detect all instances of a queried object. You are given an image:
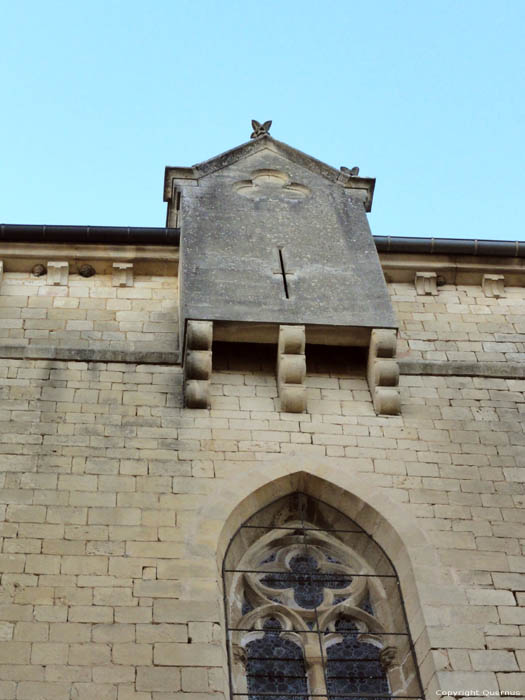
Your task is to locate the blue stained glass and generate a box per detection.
[262,554,352,609]
[326,617,390,700]
[359,595,374,615]
[242,597,254,615]
[246,618,308,700]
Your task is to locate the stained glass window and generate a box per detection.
[223,493,424,700]
[261,554,352,609]
[246,619,308,700]
[326,618,390,700]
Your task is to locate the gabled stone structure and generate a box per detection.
[165,127,399,413]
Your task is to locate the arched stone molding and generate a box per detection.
[188,454,444,697]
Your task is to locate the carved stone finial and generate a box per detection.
[250,119,272,139]
[379,646,398,670]
[340,166,360,176]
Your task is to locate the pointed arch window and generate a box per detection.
[223,493,424,700]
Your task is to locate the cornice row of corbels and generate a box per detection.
[277,326,401,415]
[415,271,505,298]
[0,261,135,287]
[183,322,400,416]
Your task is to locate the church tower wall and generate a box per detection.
[0,127,524,698]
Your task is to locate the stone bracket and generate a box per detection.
[47,261,69,286]
[112,262,134,287]
[367,329,401,415]
[184,320,213,408]
[277,325,306,412]
[482,274,505,298]
[415,271,437,296]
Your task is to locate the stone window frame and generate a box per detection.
[222,492,425,700]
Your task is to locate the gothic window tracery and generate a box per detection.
[223,493,424,700]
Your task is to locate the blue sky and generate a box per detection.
[2,0,524,240]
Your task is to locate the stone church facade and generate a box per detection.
[0,124,524,699]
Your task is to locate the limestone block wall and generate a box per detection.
[0,273,524,699]
[0,346,524,698]
[3,272,524,365]
[390,282,525,363]
[0,270,178,354]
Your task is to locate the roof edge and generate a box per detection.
[374,236,525,258]
[0,224,180,246]
[1,226,523,257]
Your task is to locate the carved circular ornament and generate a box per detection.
[234,169,311,201]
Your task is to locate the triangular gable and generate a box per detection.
[164,134,375,211]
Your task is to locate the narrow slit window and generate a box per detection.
[273,248,294,300]
[173,188,182,227]
[278,248,290,299]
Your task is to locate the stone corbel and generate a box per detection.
[415,271,437,296]
[184,320,213,408]
[482,274,505,298]
[231,643,246,668]
[367,329,400,415]
[112,262,134,287]
[379,645,398,671]
[47,261,69,286]
[277,325,306,413]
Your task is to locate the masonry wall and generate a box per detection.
[392,283,525,363]
[0,268,178,354]
[0,277,524,699]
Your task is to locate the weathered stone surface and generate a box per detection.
[170,136,395,342]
